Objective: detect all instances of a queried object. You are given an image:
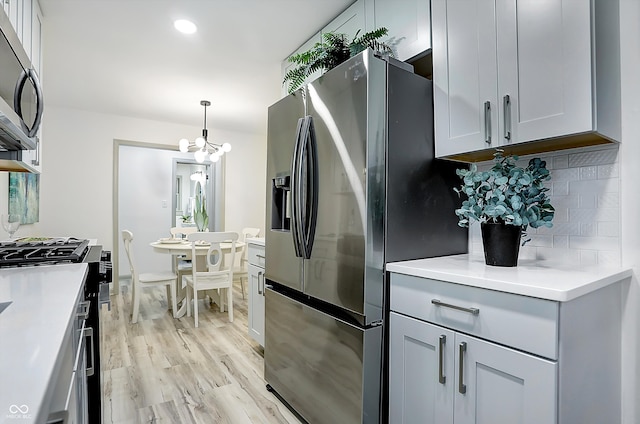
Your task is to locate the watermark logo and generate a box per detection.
[6,404,31,419]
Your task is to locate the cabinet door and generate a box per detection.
[248,263,264,346]
[371,0,430,61]
[322,0,366,41]
[496,0,592,145]
[454,333,557,424]
[389,312,454,424]
[432,0,499,158]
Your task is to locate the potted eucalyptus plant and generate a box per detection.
[283,27,393,94]
[453,149,555,266]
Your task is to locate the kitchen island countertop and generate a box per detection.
[386,254,632,302]
[0,263,88,424]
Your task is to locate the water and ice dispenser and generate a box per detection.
[271,174,291,231]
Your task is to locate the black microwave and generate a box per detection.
[0,10,44,171]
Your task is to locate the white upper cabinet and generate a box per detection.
[432,0,621,160]
[323,0,366,41]
[30,0,42,77]
[366,0,431,61]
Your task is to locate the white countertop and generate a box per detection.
[246,237,265,246]
[0,263,88,424]
[386,254,633,302]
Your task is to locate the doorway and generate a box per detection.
[172,159,224,231]
[113,140,225,294]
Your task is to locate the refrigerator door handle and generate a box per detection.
[300,116,318,259]
[290,117,305,257]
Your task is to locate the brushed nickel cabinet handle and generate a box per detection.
[459,341,467,394]
[484,101,492,144]
[438,335,446,384]
[431,299,479,315]
[503,94,511,141]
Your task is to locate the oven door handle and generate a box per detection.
[85,326,95,377]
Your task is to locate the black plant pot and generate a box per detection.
[480,222,523,267]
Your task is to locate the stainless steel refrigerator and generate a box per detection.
[264,49,467,424]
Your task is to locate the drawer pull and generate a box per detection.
[431,299,479,315]
[256,254,265,259]
[459,342,467,394]
[438,335,446,384]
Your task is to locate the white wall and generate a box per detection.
[0,105,268,271]
[619,1,640,422]
[118,145,195,277]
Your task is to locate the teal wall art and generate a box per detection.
[8,172,40,224]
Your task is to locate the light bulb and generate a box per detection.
[210,153,220,162]
[174,19,197,34]
[222,142,232,152]
[179,138,190,153]
[194,149,206,163]
[195,136,206,148]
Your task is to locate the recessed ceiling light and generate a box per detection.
[174,19,197,34]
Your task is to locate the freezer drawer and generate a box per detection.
[264,287,381,424]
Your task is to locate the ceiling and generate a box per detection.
[38,0,354,135]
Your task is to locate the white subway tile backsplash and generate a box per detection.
[571,209,598,223]
[552,181,569,196]
[580,166,598,180]
[568,149,618,167]
[580,250,598,264]
[598,192,620,209]
[552,168,580,182]
[569,236,619,251]
[598,163,619,179]
[597,222,620,237]
[553,235,569,248]
[569,179,619,195]
[549,222,580,235]
[552,155,569,170]
[595,208,620,222]
[598,251,621,266]
[581,223,597,237]
[525,234,553,248]
[467,146,621,267]
[580,193,596,209]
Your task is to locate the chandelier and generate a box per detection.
[179,100,231,163]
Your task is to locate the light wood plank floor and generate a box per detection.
[100,279,302,424]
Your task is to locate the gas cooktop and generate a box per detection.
[0,238,90,267]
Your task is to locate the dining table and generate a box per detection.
[149,239,245,318]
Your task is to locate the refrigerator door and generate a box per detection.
[266,93,305,291]
[303,50,387,321]
[264,287,382,424]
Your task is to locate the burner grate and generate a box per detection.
[0,239,90,267]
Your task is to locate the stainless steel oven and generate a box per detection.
[0,238,111,423]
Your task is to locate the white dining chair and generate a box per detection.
[122,230,178,324]
[169,226,198,285]
[232,227,261,299]
[184,231,238,327]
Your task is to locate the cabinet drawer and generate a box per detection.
[248,243,265,268]
[390,273,559,359]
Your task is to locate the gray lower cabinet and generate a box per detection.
[389,272,622,424]
[248,243,265,346]
[389,312,556,424]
